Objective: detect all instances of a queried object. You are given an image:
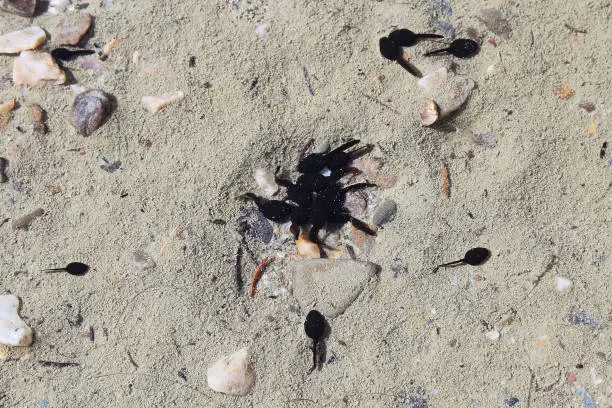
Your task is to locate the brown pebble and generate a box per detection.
[55,13,93,46]
[0,0,37,16]
[28,103,48,134]
[69,89,113,136]
[12,208,44,230]
[0,99,15,130]
[578,102,595,113]
[0,157,8,183]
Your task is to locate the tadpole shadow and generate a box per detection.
[314,317,331,372]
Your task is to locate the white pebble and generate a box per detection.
[485,330,500,341]
[141,91,184,113]
[48,0,72,13]
[590,367,603,385]
[207,348,255,396]
[0,26,46,54]
[556,277,572,292]
[13,51,66,86]
[255,23,270,39]
[253,168,278,196]
[0,295,33,347]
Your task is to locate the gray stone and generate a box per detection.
[372,199,397,227]
[291,259,380,318]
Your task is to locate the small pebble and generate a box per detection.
[13,51,66,86]
[0,294,33,346]
[48,0,72,13]
[69,89,113,135]
[0,99,14,129]
[0,26,46,54]
[12,208,44,230]
[0,157,8,183]
[141,91,184,113]
[28,103,47,134]
[372,198,397,226]
[255,23,270,39]
[485,330,500,341]
[132,250,156,272]
[556,276,572,292]
[55,13,93,45]
[0,0,37,16]
[504,397,519,407]
[478,8,512,38]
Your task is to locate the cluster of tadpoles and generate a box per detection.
[379,28,479,77]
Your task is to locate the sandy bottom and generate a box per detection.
[0,0,610,406]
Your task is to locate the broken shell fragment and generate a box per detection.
[69,89,113,135]
[0,0,37,16]
[0,26,46,54]
[0,99,15,130]
[296,234,321,259]
[417,67,447,93]
[420,99,439,126]
[207,348,255,396]
[55,13,93,45]
[13,51,66,86]
[253,168,279,197]
[141,91,184,113]
[0,295,33,347]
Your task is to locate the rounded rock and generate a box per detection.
[69,89,113,135]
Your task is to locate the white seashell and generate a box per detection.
[141,91,184,113]
[420,99,439,126]
[13,51,66,86]
[0,26,46,54]
[556,277,572,292]
[417,67,447,93]
[253,168,278,196]
[207,348,255,396]
[485,330,500,341]
[0,295,33,347]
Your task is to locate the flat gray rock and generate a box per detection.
[291,259,380,318]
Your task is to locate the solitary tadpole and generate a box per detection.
[433,247,491,273]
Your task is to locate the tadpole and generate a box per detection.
[433,247,490,273]
[379,36,422,77]
[424,39,480,58]
[43,262,90,276]
[304,310,326,373]
[51,48,96,61]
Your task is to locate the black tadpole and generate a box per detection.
[388,29,443,47]
[423,39,480,59]
[43,262,90,276]
[379,37,422,77]
[304,310,326,373]
[51,48,96,61]
[433,247,491,273]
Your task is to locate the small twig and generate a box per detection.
[359,92,400,114]
[564,23,587,34]
[39,360,79,368]
[441,163,451,198]
[249,257,274,297]
[127,350,139,368]
[235,245,244,294]
[89,326,95,342]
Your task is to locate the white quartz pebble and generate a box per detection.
[207,348,255,396]
[141,91,184,113]
[0,26,46,54]
[0,295,33,347]
[253,168,278,197]
[556,277,572,292]
[13,51,66,86]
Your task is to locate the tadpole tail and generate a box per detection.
[432,259,464,273]
[343,182,376,193]
[348,144,375,160]
[423,47,451,57]
[416,33,444,39]
[308,341,318,374]
[331,139,360,153]
[350,217,378,236]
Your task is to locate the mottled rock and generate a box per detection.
[291,259,380,318]
[0,0,36,16]
[69,89,113,135]
[13,51,66,86]
[55,13,93,45]
[0,26,46,54]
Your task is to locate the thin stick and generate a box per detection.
[39,360,79,368]
[249,257,274,297]
[442,163,451,198]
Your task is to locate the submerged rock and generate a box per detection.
[69,89,113,135]
[207,348,255,396]
[0,26,46,54]
[13,51,66,86]
[291,259,380,318]
[0,0,37,16]
[0,295,33,347]
[55,13,93,45]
